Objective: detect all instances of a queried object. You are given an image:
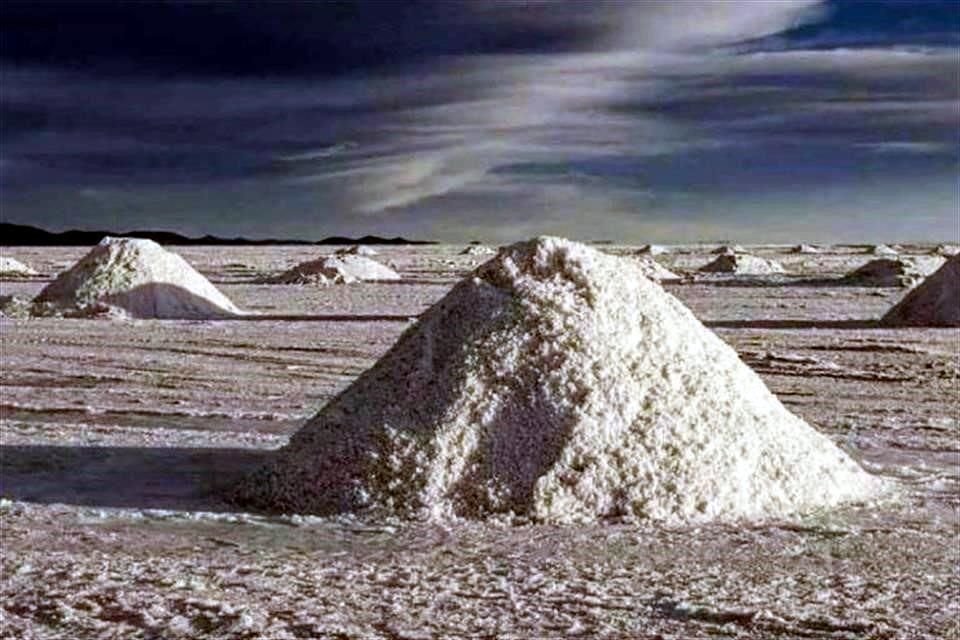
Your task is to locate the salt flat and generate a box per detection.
[1,244,957,638]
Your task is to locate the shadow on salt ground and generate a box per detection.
[229,313,415,322]
[705,319,879,330]
[0,445,272,512]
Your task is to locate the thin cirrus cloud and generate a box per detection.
[0,0,957,241]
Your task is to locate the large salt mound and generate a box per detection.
[843,257,944,288]
[264,254,401,284]
[882,254,960,326]
[33,237,241,319]
[0,257,38,277]
[235,236,883,524]
[699,253,786,275]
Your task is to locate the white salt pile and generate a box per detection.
[699,253,786,275]
[235,236,884,524]
[0,257,38,277]
[882,254,960,327]
[637,244,668,256]
[336,245,378,257]
[869,244,899,256]
[711,244,744,255]
[843,257,944,288]
[460,245,497,256]
[264,254,401,284]
[930,244,959,257]
[632,256,682,283]
[33,237,241,319]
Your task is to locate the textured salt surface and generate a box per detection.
[843,257,945,288]
[0,256,38,277]
[33,238,241,319]
[264,254,400,284]
[236,237,884,524]
[882,254,960,326]
[699,253,786,275]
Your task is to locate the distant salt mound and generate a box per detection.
[265,254,400,284]
[882,254,960,327]
[930,244,959,257]
[0,257,38,277]
[637,244,668,256]
[633,256,682,282]
[869,244,899,256]
[790,244,821,254]
[336,245,378,257]
[460,245,496,256]
[699,253,786,275]
[711,245,744,255]
[33,237,241,319]
[843,257,944,288]
[235,236,883,524]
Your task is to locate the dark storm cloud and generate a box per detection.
[1,0,957,241]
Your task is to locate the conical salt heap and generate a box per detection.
[263,254,400,284]
[33,237,241,319]
[699,253,786,275]
[0,257,39,277]
[336,244,378,257]
[843,257,944,288]
[632,256,682,283]
[882,254,960,327]
[234,237,884,524]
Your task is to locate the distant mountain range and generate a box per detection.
[0,223,436,246]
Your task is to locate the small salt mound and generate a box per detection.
[699,253,786,275]
[882,254,960,327]
[790,244,821,254]
[930,244,959,257]
[460,245,496,256]
[632,256,682,282]
[265,254,400,284]
[0,257,38,277]
[711,245,743,255]
[336,245,378,257]
[869,244,898,256]
[843,257,944,288]
[235,236,884,524]
[637,244,667,256]
[33,237,241,319]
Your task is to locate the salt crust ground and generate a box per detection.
[882,254,960,326]
[237,237,884,523]
[0,242,956,639]
[32,237,241,319]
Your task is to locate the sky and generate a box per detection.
[1,0,958,243]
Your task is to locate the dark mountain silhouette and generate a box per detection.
[0,223,436,246]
